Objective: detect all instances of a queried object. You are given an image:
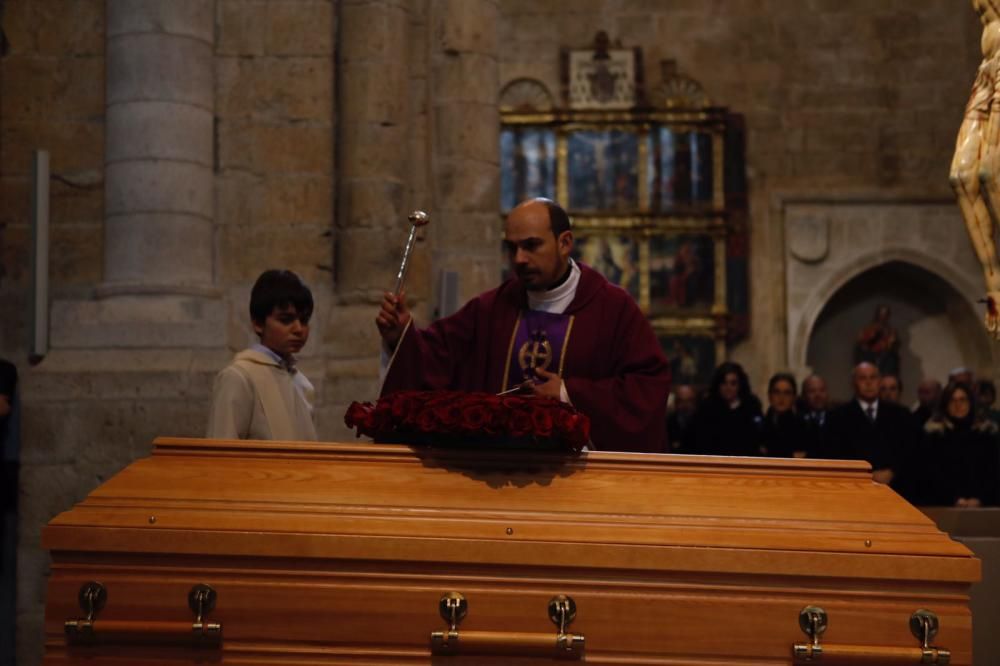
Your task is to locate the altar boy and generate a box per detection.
[207,269,317,441]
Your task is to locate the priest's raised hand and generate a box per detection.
[376,289,411,352]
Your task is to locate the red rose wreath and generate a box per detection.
[345,390,590,452]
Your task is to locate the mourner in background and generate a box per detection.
[759,372,807,458]
[878,374,902,404]
[666,384,698,454]
[1,357,17,541]
[207,270,317,441]
[799,373,833,458]
[827,362,918,490]
[912,378,942,427]
[689,362,762,457]
[0,356,18,650]
[974,378,1000,426]
[376,198,671,452]
[917,381,999,507]
[948,366,975,388]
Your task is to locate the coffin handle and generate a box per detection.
[792,606,950,664]
[430,592,584,659]
[64,582,222,645]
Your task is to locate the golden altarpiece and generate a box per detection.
[500,35,750,388]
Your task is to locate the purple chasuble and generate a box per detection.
[502,310,575,390]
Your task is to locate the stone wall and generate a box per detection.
[1,0,105,354]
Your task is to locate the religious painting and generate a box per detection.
[658,334,717,390]
[500,126,557,212]
[572,234,641,301]
[567,130,639,212]
[646,127,714,211]
[648,234,714,315]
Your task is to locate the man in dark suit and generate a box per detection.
[798,374,832,458]
[827,362,919,490]
[666,384,698,454]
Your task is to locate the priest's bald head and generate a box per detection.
[503,198,574,291]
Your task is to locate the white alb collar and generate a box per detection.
[526,259,580,314]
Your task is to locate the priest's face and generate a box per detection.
[503,201,573,290]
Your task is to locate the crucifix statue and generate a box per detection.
[953,0,1000,337]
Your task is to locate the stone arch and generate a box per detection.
[790,247,985,372]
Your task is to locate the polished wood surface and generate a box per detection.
[42,438,978,664]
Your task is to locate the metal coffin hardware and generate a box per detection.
[430,591,585,659]
[64,581,222,646]
[793,606,951,664]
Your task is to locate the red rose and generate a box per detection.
[344,402,375,437]
[391,392,416,421]
[482,402,506,435]
[530,404,554,437]
[567,413,591,450]
[431,402,462,432]
[460,403,490,432]
[553,408,575,435]
[502,395,528,410]
[373,400,394,432]
[508,407,532,437]
[480,395,502,411]
[416,408,438,433]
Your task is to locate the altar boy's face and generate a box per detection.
[503,202,572,291]
[253,304,310,360]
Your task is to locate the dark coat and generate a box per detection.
[759,409,808,458]
[826,400,919,493]
[917,418,999,506]
[666,410,696,454]
[690,395,763,457]
[800,409,834,459]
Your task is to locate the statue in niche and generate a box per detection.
[854,304,900,377]
[952,0,1000,337]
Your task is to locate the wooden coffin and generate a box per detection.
[42,437,979,664]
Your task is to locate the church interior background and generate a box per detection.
[0,1,993,662]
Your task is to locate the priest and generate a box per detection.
[376,198,671,452]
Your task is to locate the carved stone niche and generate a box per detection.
[782,198,993,391]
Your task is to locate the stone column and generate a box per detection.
[103,0,215,294]
[428,0,501,303]
[335,0,411,300]
[51,0,223,348]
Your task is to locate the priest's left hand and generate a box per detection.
[529,367,563,400]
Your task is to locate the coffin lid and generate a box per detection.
[44,437,979,584]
